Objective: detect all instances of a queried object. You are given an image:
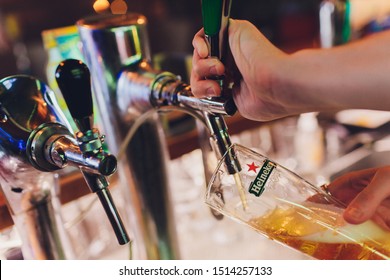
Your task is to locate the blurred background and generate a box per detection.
[0,0,320,82]
[2,0,390,260]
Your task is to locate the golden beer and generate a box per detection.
[206,144,390,260]
[249,202,390,260]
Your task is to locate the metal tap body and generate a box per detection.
[77,13,239,259]
[0,76,75,259]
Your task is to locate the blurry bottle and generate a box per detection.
[294,112,325,176]
[3,14,32,75]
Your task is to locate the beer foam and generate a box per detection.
[302,220,390,243]
[297,202,390,243]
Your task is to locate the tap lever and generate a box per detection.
[55,59,94,132]
[56,59,106,156]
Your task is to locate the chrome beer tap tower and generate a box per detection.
[76,0,240,259]
[0,60,129,259]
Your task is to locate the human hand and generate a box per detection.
[325,166,390,231]
[191,19,292,122]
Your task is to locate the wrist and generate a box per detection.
[275,49,348,114]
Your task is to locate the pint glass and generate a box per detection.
[205,144,390,260]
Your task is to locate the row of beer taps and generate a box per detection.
[0,0,241,259]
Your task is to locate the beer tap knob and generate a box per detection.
[55,59,129,245]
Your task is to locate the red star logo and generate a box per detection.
[247,162,259,173]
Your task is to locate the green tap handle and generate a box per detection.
[201,0,232,62]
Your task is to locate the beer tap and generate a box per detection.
[150,0,244,214]
[54,59,130,245]
[198,0,246,212]
[22,59,129,246]
[200,0,242,175]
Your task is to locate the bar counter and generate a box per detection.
[0,113,266,231]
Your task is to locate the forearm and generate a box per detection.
[279,30,390,113]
